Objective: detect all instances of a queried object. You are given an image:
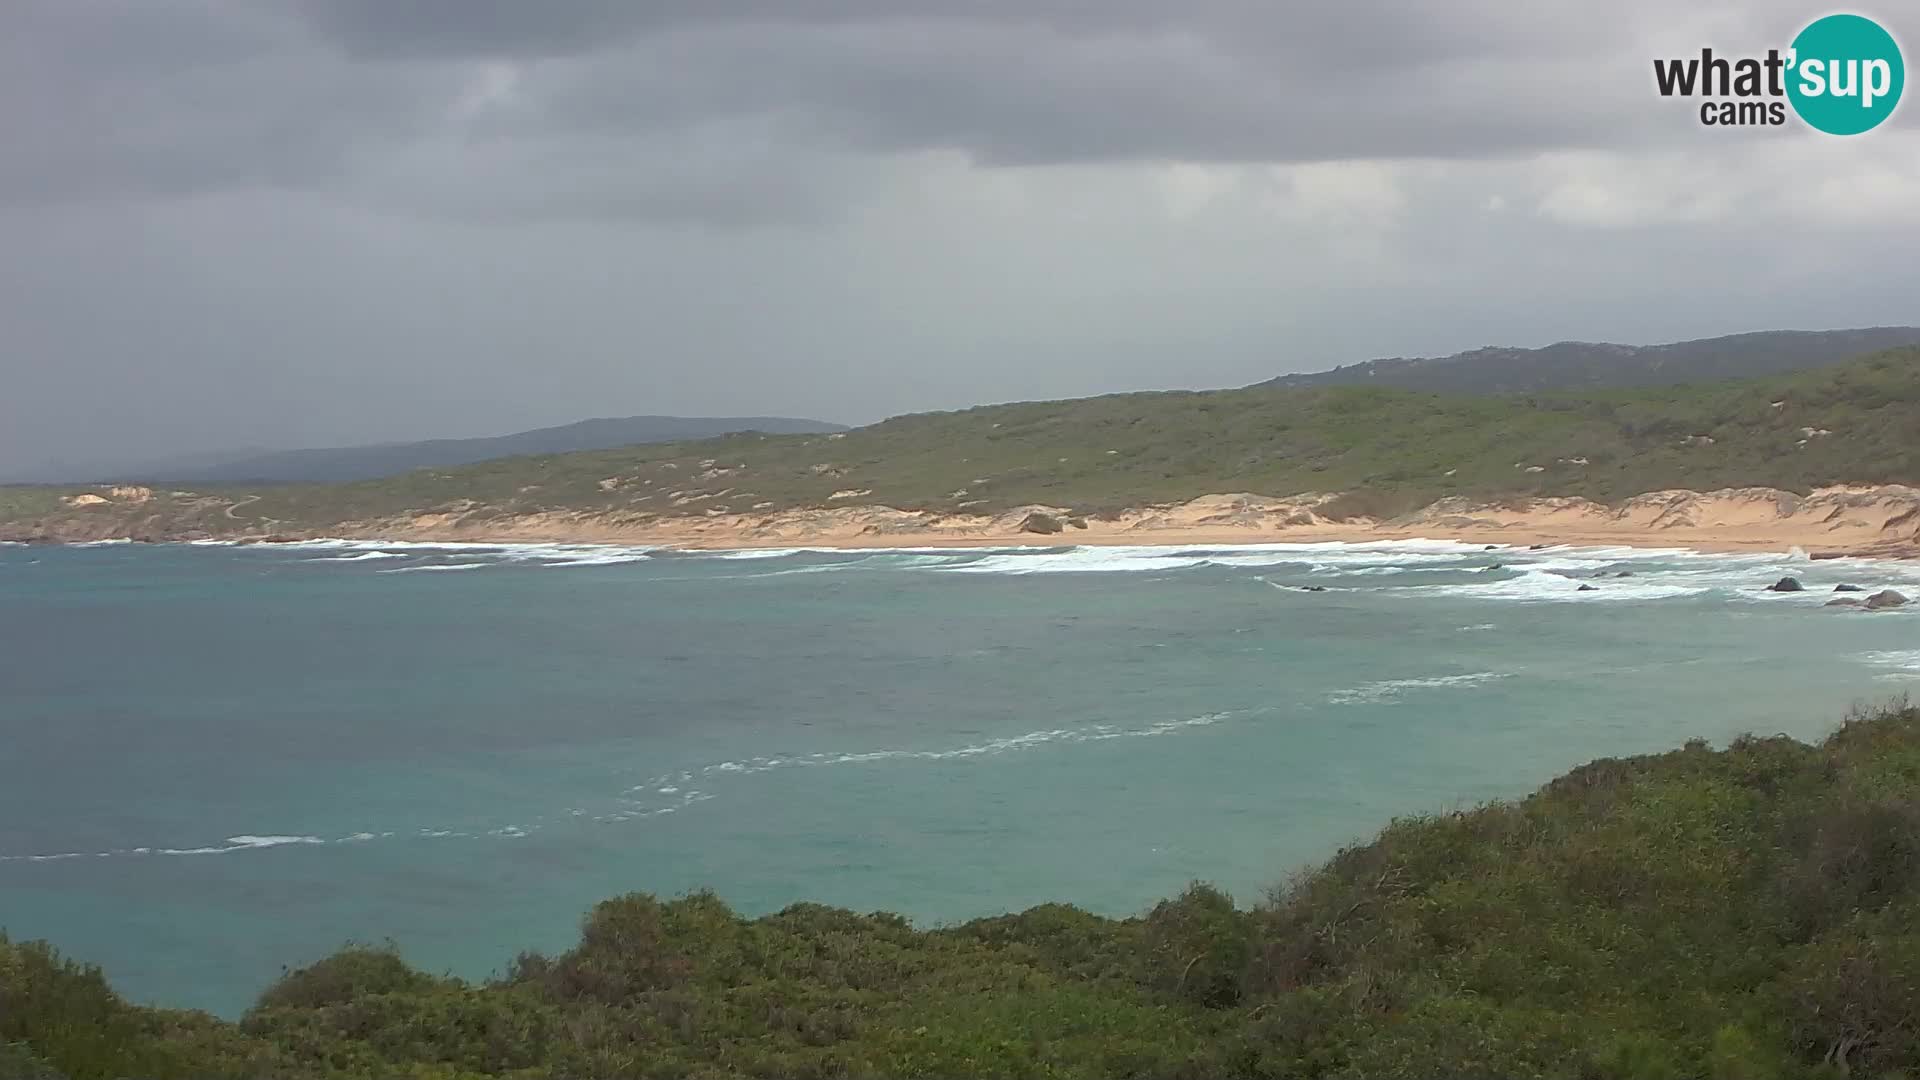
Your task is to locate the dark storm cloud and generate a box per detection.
[301,0,1668,167]
[3,0,1774,220]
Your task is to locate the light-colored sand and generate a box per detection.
[317,485,1920,559]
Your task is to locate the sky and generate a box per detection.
[3,1,1917,475]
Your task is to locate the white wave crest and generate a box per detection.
[1857,650,1920,680]
[1416,570,1711,603]
[1329,672,1510,704]
[376,562,490,573]
[698,711,1238,777]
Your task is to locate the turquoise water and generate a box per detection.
[1,538,1915,1017]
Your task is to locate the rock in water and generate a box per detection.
[1865,590,1910,610]
[1767,577,1805,592]
[1577,584,1599,592]
[1019,512,1063,535]
[1827,597,1862,607]
[1833,584,1864,592]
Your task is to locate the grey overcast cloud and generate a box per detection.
[2,1,1915,475]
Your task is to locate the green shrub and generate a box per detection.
[251,943,440,1011]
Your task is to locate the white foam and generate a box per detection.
[258,538,518,552]
[376,562,490,573]
[928,539,1673,578]
[304,551,408,562]
[694,711,1239,778]
[1329,672,1511,704]
[227,834,324,849]
[541,553,652,568]
[1857,650,1920,679]
[1416,569,1711,603]
[940,546,1209,574]
[147,835,326,856]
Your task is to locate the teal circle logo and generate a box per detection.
[1786,14,1904,134]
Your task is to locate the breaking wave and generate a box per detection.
[1329,672,1512,704]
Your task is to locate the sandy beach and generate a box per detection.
[267,484,1920,560]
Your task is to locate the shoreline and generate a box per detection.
[9,485,1919,561]
[26,521,1917,563]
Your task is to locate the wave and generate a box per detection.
[539,553,653,568]
[0,709,1249,861]
[940,547,1222,575]
[1414,569,1713,603]
[697,711,1239,777]
[1857,650,1920,680]
[1329,671,1511,704]
[1,834,330,862]
[269,539,658,569]
[251,539,517,552]
[376,562,490,573]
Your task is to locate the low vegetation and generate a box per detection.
[5,700,1918,1078]
[5,347,1920,541]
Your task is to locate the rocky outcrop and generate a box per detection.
[1767,577,1804,593]
[1019,512,1064,535]
[1865,590,1910,610]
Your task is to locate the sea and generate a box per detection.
[1,537,1916,1017]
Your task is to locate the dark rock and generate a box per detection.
[1826,597,1862,607]
[1528,544,1547,550]
[1833,584,1864,592]
[1577,584,1599,592]
[1614,571,1635,578]
[1484,545,1498,550]
[1018,512,1064,535]
[1809,552,1848,560]
[1766,577,1804,593]
[1300,585,1328,592]
[1865,590,1910,610]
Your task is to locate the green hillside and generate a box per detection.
[3,346,1918,539]
[5,700,1918,1078]
[1258,327,1920,395]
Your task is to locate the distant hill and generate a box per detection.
[1257,327,1920,394]
[7,344,1917,543]
[98,415,848,485]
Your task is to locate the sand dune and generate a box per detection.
[315,485,1920,559]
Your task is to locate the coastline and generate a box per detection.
[9,484,1920,560]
